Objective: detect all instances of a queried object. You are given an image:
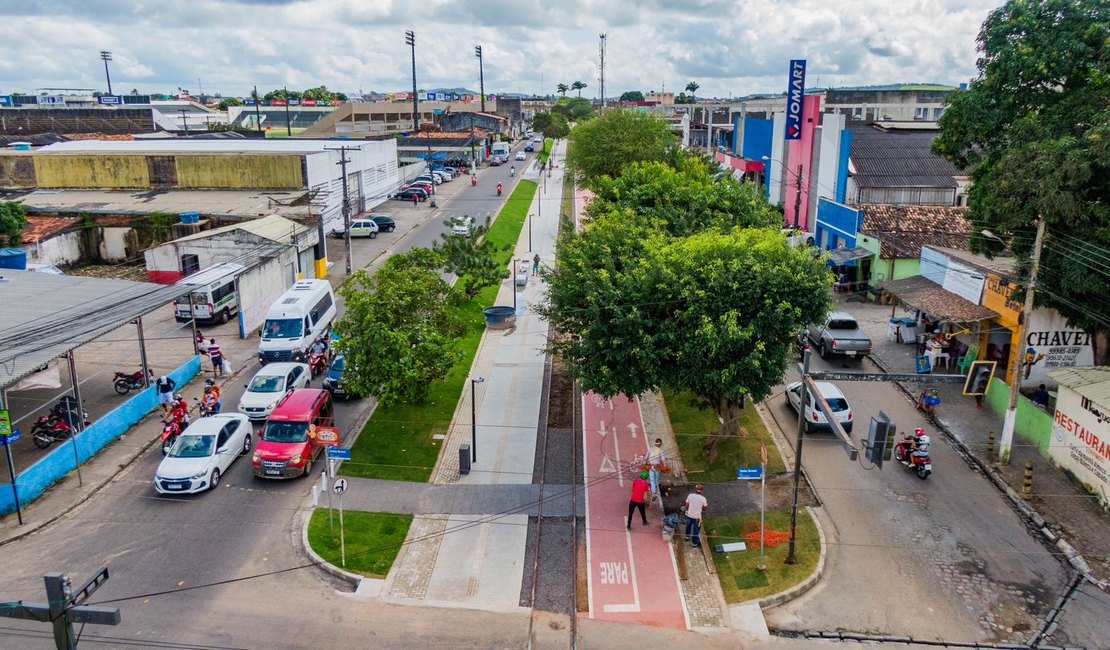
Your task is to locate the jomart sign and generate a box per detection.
[785,59,807,140]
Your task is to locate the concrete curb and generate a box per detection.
[868,352,1109,591]
[298,507,363,588]
[750,504,827,609]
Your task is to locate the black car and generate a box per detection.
[369,215,396,232]
[395,188,427,201]
[323,355,358,399]
[524,143,535,152]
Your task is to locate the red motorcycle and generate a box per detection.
[161,416,183,456]
[496,183,503,196]
[470,175,478,186]
[114,369,154,395]
[894,430,933,480]
[308,351,328,379]
[31,415,76,449]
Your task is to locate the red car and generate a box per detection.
[403,182,433,194]
[252,389,334,479]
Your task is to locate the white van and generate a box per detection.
[257,279,337,364]
[173,262,245,324]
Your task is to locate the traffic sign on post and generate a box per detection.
[737,467,763,480]
[332,478,348,495]
[327,447,351,460]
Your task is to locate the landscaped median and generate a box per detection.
[661,389,821,604]
[537,138,554,164]
[307,510,413,577]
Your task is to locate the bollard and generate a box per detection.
[1022,460,1034,499]
[988,431,996,463]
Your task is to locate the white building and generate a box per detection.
[1047,367,1110,507]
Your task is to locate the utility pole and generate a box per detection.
[284,86,292,137]
[0,569,121,649]
[793,164,803,230]
[178,108,189,135]
[786,349,810,565]
[889,210,902,318]
[99,51,113,96]
[999,218,1047,465]
[326,146,356,276]
[475,45,485,113]
[252,85,262,134]
[405,30,419,133]
[598,33,606,110]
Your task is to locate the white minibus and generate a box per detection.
[173,262,245,324]
[257,279,337,364]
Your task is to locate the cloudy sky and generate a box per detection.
[0,0,1000,99]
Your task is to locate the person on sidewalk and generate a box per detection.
[627,471,651,530]
[1033,384,1051,410]
[156,375,176,413]
[646,438,666,502]
[532,254,540,274]
[684,484,708,548]
[208,339,224,378]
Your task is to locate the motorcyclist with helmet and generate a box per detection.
[898,428,930,465]
[201,378,222,416]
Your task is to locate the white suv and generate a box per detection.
[785,381,854,434]
[450,216,474,236]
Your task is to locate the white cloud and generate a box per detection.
[0,0,998,97]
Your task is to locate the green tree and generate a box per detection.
[538,221,831,451]
[565,110,678,188]
[334,250,464,405]
[674,92,695,105]
[218,97,243,110]
[684,81,700,103]
[932,0,1110,361]
[557,83,569,97]
[263,88,301,102]
[0,202,28,246]
[433,216,508,298]
[571,80,587,97]
[588,159,780,236]
[302,85,336,101]
[619,91,645,102]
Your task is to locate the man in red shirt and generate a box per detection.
[627,470,651,530]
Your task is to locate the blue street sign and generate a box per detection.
[327,447,351,460]
[1,428,20,445]
[784,59,807,140]
[737,466,763,480]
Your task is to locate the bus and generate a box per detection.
[173,262,245,325]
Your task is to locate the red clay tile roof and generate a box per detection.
[22,216,79,244]
[859,204,971,259]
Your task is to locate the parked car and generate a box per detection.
[515,151,527,161]
[322,355,358,399]
[524,143,535,152]
[489,156,503,167]
[806,312,873,359]
[415,173,442,184]
[368,214,396,232]
[405,181,435,193]
[239,362,311,420]
[785,381,854,434]
[430,170,452,182]
[155,414,253,494]
[434,166,459,177]
[330,218,379,239]
[395,188,427,202]
[450,215,474,236]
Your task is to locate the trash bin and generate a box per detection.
[459,444,471,475]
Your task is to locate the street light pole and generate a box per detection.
[470,377,484,463]
[100,51,113,96]
[475,45,485,114]
[405,30,419,134]
[997,218,1047,465]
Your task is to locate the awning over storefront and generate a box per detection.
[826,246,873,265]
[879,276,999,323]
[714,151,765,173]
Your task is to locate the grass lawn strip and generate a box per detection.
[663,389,787,481]
[537,138,553,163]
[307,510,413,578]
[707,508,820,603]
[341,180,538,482]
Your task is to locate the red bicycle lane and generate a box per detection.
[580,391,688,629]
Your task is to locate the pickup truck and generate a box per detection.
[807,312,872,359]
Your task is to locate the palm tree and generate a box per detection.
[571,81,587,97]
[685,81,700,104]
[557,83,569,97]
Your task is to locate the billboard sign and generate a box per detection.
[40,95,66,106]
[0,96,11,106]
[244,99,256,105]
[427,92,436,101]
[301,99,317,106]
[288,99,300,106]
[785,59,807,140]
[97,95,122,105]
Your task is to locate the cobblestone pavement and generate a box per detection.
[848,298,1110,583]
[385,514,449,600]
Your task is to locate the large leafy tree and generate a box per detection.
[587,159,780,236]
[334,249,463,405]
[0,202,28,246]
[933,0,1110,361]
[533,111,570,139]
[619,90,645,102]
[565,110,678,189]
[539,219,831,452]
[433,216,508,298]
[263,88,301,101]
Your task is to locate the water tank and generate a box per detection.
[180,211,201,225]
[0,248,28,270]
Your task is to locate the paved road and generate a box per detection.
[761,352,1069,645]
[0,143,544,646]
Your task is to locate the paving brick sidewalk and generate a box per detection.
[849,298,1110,582]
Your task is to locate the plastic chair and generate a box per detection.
[956,344,980,374]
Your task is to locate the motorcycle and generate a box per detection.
[894,436,933,480]
[496,183,503,196]
[195,397,221,418]
[470,175,478,186]
[161,416,183,456]
[113,369,154,395]
[308,351,328,379]
[509,167,515,177]
[31,415,76,449]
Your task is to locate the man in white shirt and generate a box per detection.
[684,485,708,549]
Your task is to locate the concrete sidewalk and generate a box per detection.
[336,477,583,516]
[378,144,565,613]
[849,298,1110,583]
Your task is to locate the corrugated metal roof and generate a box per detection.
[878,275,999,322]
[849,127,959,189]
[34,139,394,155]
[1047,367,1110,405]
[172,214,309,245]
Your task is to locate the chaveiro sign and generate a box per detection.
[785,59,807,140]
